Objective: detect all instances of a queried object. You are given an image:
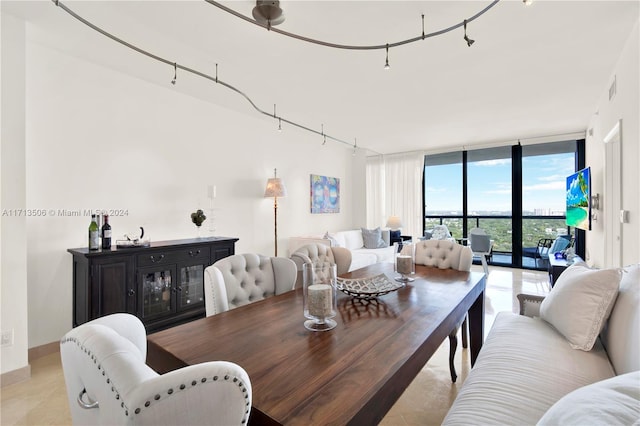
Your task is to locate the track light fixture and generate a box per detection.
[171,62,177,84]
[252,0,285,28]
[353,139,357,156]
[463,19,475,47]
[384,44,390,70]
[523,0,533,5]
[278,118,282,132]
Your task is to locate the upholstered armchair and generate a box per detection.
[290,243,352,288]
[204,253,297,316]
[414,239,473,382]
[60,313,251,426]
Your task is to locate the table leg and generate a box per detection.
[468,286,485,367]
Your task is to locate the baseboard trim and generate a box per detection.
[28,341,59,362]
[0,364,31,387]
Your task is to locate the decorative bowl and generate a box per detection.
[336,273,404,300]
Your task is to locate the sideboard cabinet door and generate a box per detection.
[91,256,136,319]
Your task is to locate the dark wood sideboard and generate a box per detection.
[68,237,237,333]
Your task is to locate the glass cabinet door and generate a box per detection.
[178,264,204,310]
[141,269,173,319]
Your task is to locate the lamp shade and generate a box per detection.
[386,215,403,230]
[264,178,287,198]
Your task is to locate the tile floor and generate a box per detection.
[1,265,549,426]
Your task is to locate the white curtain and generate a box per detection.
[366,151,425,239]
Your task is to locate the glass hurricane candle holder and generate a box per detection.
[394,242,415,283]
[303,262,337,331]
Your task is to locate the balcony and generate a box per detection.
[424,215,571,270]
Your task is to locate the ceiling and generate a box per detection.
[4,0,639,155]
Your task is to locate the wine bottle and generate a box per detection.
[101,214,112,250]
[88,214,99,250]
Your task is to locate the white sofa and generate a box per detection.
[288,229,395,272]
[443,263,640,425]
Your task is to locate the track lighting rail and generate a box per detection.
[204,0,501,50]
[51,0,366,152]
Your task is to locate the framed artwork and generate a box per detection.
[310,174,340,214]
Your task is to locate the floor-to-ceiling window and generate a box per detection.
[424,140,581,270]
[466,147,513,265]
[520,142,576,268]
[424,152,463,237]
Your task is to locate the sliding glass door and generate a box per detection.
[424,141,579,270]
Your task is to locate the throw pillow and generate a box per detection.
[361,227,388,249]
[537,371,640,426]
[323,231,340,247]
[540,263,621,351]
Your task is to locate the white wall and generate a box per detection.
[0,16,365,361]
[1,11,30,375]
[586,19,640,267]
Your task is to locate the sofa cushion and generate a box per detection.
[361,227,388,249]
[601,263,640,374]
[442,312,615,425]
[540,263,621,351]
[348,252,378,272]
[537,371,640,426]
[332,230,362,250]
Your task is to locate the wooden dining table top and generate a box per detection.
[146,262,486,425]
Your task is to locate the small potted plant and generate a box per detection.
[190,209,207,237]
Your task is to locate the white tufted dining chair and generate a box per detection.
[414,239,473,271]
[290,243,352,288]
[60,313,251,426]
[204,253,297,316]
[414,239,473,383]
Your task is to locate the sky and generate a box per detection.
[425,152,575,214]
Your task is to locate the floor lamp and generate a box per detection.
[264,168,287,256]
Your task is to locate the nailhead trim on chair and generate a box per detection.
[61,336,252,423]
[61,337,130,415]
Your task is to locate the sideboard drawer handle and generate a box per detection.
[150,254,165,263]
[189,250,201,257]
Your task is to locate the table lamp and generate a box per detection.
[386,215,403,230]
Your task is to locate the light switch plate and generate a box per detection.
[1,329,14,347]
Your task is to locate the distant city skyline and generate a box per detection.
[425,152,575,214]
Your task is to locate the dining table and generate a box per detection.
[146,262,486,425]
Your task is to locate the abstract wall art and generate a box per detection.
[310,174,340,214]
